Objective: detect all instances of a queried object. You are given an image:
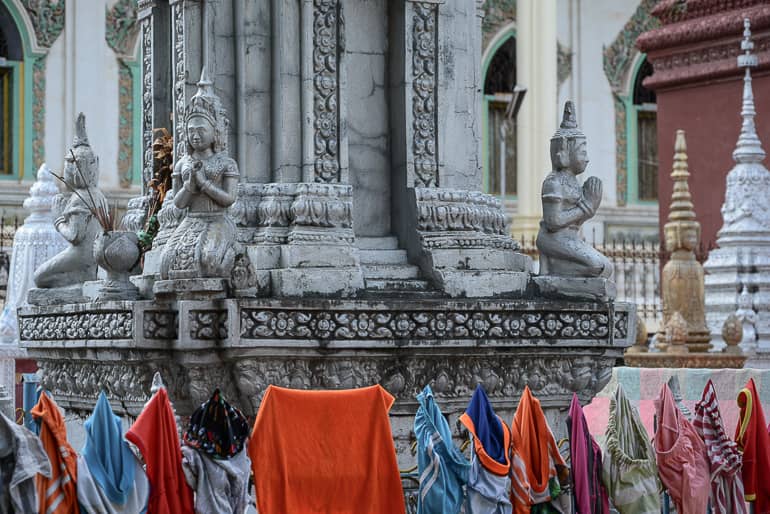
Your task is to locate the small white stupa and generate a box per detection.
[704,19,770,365]
[0,164,67,402]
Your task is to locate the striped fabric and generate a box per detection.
[601,385,661,514]
[693,379,747,514]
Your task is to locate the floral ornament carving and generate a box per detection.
[189,310,228,340]
[20,311,134,341]
[602,0,660,206]
[412,3,439,187]
[105,0,139,56]
[313,0,342,183]
[143,311,178,340]
[20,0,65,49]
[172,2,186,161]
[32,58,46,169]
[241,308,620,341]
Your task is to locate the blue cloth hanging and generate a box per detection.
[82,391,136,505]
[415,385,470,514]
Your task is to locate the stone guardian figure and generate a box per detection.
[535,101,613,299]
[157,70,241,294]
[31,114,107,297]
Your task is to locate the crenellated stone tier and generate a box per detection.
[19,296,634,464]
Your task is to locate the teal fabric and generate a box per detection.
[82,391,136,505]
[415,385,470,514]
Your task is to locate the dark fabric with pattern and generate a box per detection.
[183,389,249,460]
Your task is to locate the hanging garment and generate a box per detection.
[182,389,251,514]
[735,378,770,513]
[567,393,609,514]
[76,391,149,514]
[510,386,569,514]
[693,379,746,514]
[459,384,512,514]
[125,387,194,514]
[653,383,710,514]
[249,384,405,514]
[414,385,469,514]
[30,392,79,514]
[601,385,661,514]
[0,410,51,514]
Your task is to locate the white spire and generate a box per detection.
[733,18,766,164]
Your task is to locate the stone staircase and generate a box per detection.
[355,236,435,295]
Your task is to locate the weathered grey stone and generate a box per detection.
[435,270,529,298]
[27,285,88,306]
[153,278,229,300]
[534,276,617,303]
[271,269,365,298]
[280,245,360,269]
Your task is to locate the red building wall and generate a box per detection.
[656,73,770,248]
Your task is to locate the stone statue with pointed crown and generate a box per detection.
[535,101,613,299]
[156,69,243,296]
[31,114,107,298]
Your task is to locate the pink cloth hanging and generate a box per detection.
[568,394,609,514]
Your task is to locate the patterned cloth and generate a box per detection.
[0,410,51,514]
[183,389,249,460]
[414,385,469,514]
[653,383,710,514]
[567,393,609,514]
[601,385,661,514]
[735,378,770,513]
[510,386,569,514]
[181,444,251,514]
[693,379,746,514]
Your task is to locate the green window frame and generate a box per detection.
[625,56,658,205]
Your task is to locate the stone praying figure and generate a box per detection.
[34,113,107,289]
[536,101,612,278]
[159,71,240,281]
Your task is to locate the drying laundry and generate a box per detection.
[0,410,51,514]
[414,385,469,514]
[249,384,405,514]
[510,386,569,514]
[735,378,770,513]
[567,393,609,514]
[459,384,513,514]
[602,385,661,514]
[31,392,79,514]
[182,389,251,514]
[126,387,194,514]
[653,383,710,514]
[693,379,746,514]
[76,391,149,514]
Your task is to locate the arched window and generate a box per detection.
[483,35,516,197]
[0,2,23,177]
[632,58,657,201]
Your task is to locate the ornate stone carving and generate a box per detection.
[288,183,354,244]
[32,114,108,292]
[242,307,621,341]
[142,18,154,187]
[105,0,139,56]
[537,102,612,279]
[32,57,46,169]
[172,1,186,161]
[411,3,438,187]
[19,311,133,341]
[256,183,294,244]
[143,311,178,340]
[189,310,228,340]
[20,0,65,49]
[229,183,261,243]
[660,131,711,351]
[313,0,342,183]
[481,0,515,46]
[603,0,660,205]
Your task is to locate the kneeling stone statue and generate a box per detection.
[534,101,614,300]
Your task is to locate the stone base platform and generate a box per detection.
[19,297,634,466]
[624,351,746,368]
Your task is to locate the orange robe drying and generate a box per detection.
[510,386,569,513]
[735,378,770,513]
[126,387,194,514]
[249,384,405,514]
[30,392,79,514]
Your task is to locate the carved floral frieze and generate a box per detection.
[412,3,439,187]
[20,311,134,341]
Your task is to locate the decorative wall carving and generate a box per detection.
[20,0,65,49]
[105,0,139,55]
[172,2,186,161]
[288,183,355,244]
[141,19,154,187]
[189,310,228,340]
[603,0,660,206]
[256,183,294,244]
[143,310,178,340]
[242,307,621,341]
[20,311,134,341]
[411,2,439,187]
[312,0,342,183]
[32,57,46,170]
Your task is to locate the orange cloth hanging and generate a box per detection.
[126,387,194,514]
[249,384,405,514]
[735,378,770,513]
[30,392,79,514]
[510,386,569,513]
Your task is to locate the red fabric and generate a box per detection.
[126,388,193,514]
[653,384,710,514]
[735,378,770,513]
[249,385,405,514]
[31,393,79,514]
[568,394,609,514]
